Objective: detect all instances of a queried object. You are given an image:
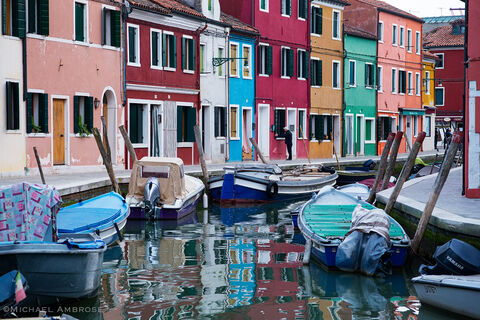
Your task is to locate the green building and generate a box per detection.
[343,26,377,156]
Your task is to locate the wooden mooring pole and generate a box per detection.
[367,132,395,204]
[249,137,268,164]
[194,125,210,188]
[411,132,463,253]
[299,126,310,164]
[92,127,120,193]
[381,131,404,191]
[33,146,46,184]
[385,132,426,214]
[119,125,137,164]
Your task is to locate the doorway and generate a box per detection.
[257,104,269,160]
[242,107,253,160]
[345,114,354,156]
[406,116,412,150]
[356,115,364,155]
[102,90,117,163]
[53,99,65,165]
[150,104,163,157]
[287,108,296,158]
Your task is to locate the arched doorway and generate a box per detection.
[101,88,117,164]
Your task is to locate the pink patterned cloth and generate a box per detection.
[0,183,62,242]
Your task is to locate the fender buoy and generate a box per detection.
[265,181,278,198]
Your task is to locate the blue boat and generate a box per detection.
[58,192,129,246]
[209,164,337,203]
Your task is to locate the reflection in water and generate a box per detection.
[91,202,446,320]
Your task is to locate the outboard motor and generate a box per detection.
[419,239,480,275]
[144,177,160,220]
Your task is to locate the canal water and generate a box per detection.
[63,201,465,320]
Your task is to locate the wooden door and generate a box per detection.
[53,99,65,165]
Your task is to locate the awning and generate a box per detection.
[400,108,425,116]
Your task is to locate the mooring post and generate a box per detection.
[33,146,46,184]
[92,127,120,193]
[331,132,340,171]
[367,132,395,204]
[249,137,268,164]
[381,131,404,191]
[411,132,463,253]
[119,125,137,165]
[101,116,112,163]
[385,132,426,214]
[299,126,310,163]
[193,125,210,188]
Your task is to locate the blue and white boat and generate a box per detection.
[209,164,337,203]
[58,192,129,246]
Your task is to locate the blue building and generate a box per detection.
[223,14,259,162]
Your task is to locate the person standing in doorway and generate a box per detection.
[276,127,293,160]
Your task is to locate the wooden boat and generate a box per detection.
[0,183,106,306]
[126,157,205,220]
[336,182,370,200]
[57,191,129,246]
[209,164,337,203]
[336,160,376,186]
[298,186,410,269]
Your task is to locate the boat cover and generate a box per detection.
[0,183,62,242]
[128,157,186,205]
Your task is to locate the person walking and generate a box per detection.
[444,128,452,149]
[276,127,293,160]
[434,128,440,151]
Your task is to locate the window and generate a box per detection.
[27,0,49,36]
[281,47,294,78]
[182,36,195,72]
[425,116,431,137]
[151,29,162,68]
[230,43,239,77]
[208,0,212,11]
[297,50,308,79]
[392,24,398,45]
[309,115,332,140]
[74,96,93,135]
[378,116,392,141]
[5,82,20,130]
[407,71,413,95]
[435,53,444,69]
[332,10,340,40]
[348,60,356,86]
[398,115,403,131]
[163,33,177,69]
[413,116,418,136]
[435,87,445,106]
[2,0,26,37]
[298,110,306,138]
[102,8,120,47]
[311,6,322,35]
[26,93,48,133]
[332,61,340,89]
[177,106,196,142]
[281,0,291,16]
[230,105,239,139]
[274,109,286,136]
[399,26,405,47]
[214,106,226,137]
[258,44,272,76]
[199,44,205,73]
[75,2,86,42]
[260,0,269,12]
[128,24,140,65]
[378,21,384,42]
[298,0,307,19]
[311,59,322,86]
[425,71,431,94]
[242,45,252,78]
[217,47,224,76]
[407,29,412,52]
[377,66,383,92]
[415,31,420,54]
[391,68,397,93]
[365,118,375,143]
[365,63,374,88]
[415,73,420,96]
[398,70,406,94]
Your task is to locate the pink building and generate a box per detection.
[220,0,310,160]
[26,0,124,171]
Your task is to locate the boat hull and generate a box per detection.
[336,170,376,186]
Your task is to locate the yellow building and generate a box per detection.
[422,51,437,151]
[309,0,349,158]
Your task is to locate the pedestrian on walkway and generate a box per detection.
[434,128,441,151]
[276,127,293,160]
[444,128,452,149]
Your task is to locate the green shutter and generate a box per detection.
[297,52,300,78]
[186,107,196,142]
[311,61,315,85]
[2,0,6,35]
[220,107,226,137]
[214,107,219,137]
[162,33,167,67]
[327,116,333,140]
[318,115,325,140]
[152,31,158,66]
[266,46,272,75]
[309,116,313,139]
[12,82,19,129]
[137,105,143,143]
[38,0,49,35]
[288,49,294,77]
[102,8,106,45]
[26,93,33,133]
[191,39,195,71]
[28,0,36,33]
[181,37,185,70]
[14,0,26,38]
[279,110,285,135]
[298,0,303,18]
[317,7,323,35]
[304,52,309,79]
[111,10,120,47]
[304,0,308,19]
[171,35,177,68]
[84,96,93,130]
[6,82,12,129]
[318,60,322,86]
[40,93,48,133]
[128,26,135,63]
[281,0,284,14]
[129,104,138,143]
[177,107,183,142]
[75,2,84,41]
[288,0,292,16]
[74,96,79,133]
[314,115,320,139]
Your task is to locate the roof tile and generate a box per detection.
[150,0,205,18]
[423,22,465,48]
[354,0,423,22]
[220,12,259,35]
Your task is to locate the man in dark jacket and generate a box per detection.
[277,127,293,160]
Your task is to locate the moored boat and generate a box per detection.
[209,163,337,203]
[335,160,376,186]
[336,182,370,200]
[126,157,205,220]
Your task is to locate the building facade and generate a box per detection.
[422,51,437,151]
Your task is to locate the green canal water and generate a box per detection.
[61,201,466,320]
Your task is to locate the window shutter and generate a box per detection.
[327,116,333,140]
[281,0,284,14]
[288,49,294,77]
[74,96,79,133]
[221,107,227,137]
[102,8,107,45]
[14,0,26,38]
[318,60,322,86]
[38,0,49,36]
[266,46,273,75]
[186,107,196,142]
[111,10,120,47]
[26,93,33,133]
[6,82,12,129]
[128,27,135,62]
[85,96,93,130]
[152,32,158,66]
[177,107,183,142]
[181,37,185,70]
[28,0,36,33]
[303,0,308,20]
[309,116,313,139]
[191,39,196,71]
[162,33,167,67]
[214,108,219,137]
[75,2,84,42]
[171,35,177,68]
[40,93,48,133]
[304,52,309,79]
[129,104,138,143]
[314,115,320,140]
[279,110,285,135]
[8,82,19,130]
[317,7,323,35]
[137,106,143,143]
[287,0,291,15]
[2,0,6,35]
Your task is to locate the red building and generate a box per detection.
[219,0,310,160]
[424,19,465,131]
[125,0,204,167]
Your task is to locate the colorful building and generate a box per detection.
[25,0,124,171]
[422,51,438,151]
[0,0,25,176]
[220,0,310,161]
[309,0,348,159]
[342,25,377,157]
[125,0,204,166]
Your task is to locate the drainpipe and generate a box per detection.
[375,9,380,156]
[22,36,28,171]
[462,0,468,195]
[225,27,230,162]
